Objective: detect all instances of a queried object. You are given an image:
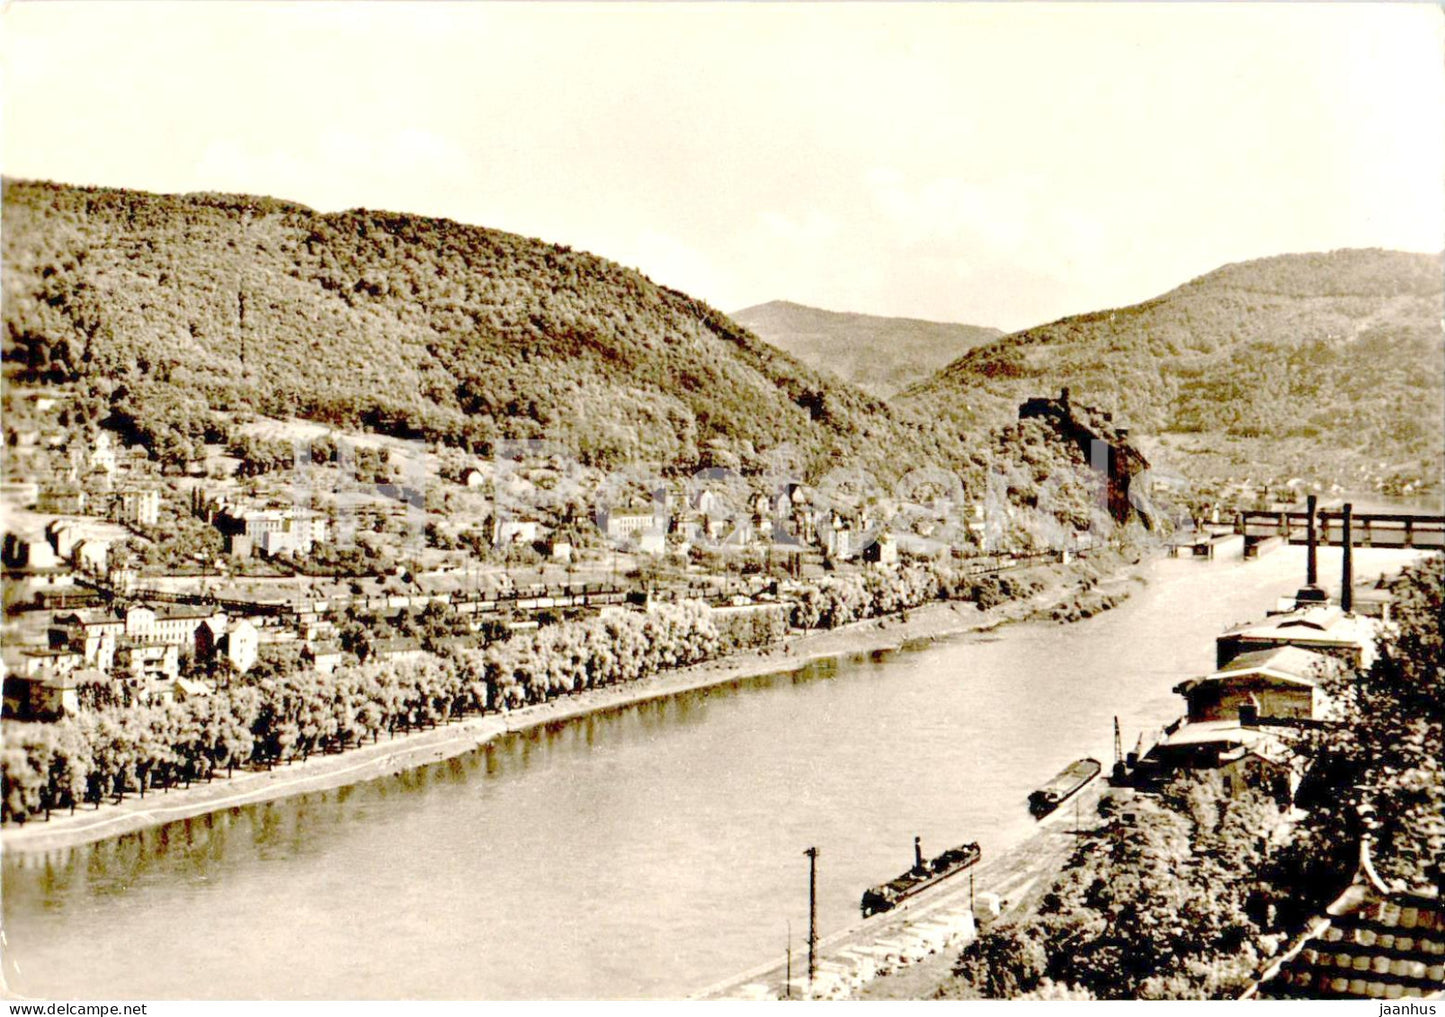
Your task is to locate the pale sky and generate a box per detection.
[3,2,1442,332]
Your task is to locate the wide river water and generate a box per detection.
[1,546,1429,999]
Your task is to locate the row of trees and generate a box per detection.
[2,548,1077,824]
[3,601,731,822]
[790,563,956,629]
[230,434,395,482]
[0,562,949,824]
[2,694,257,822]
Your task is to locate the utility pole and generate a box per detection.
[1341,502,1354,613]
[803,846,819,988]
[785,920,792,999]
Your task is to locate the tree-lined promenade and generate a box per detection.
[2,558,1076,825]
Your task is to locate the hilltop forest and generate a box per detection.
[901,250,1444,492]
[5,179,1438,503]
[1,179,966,482]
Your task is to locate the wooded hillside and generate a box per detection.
[901,250,1444,491]
[1,179,951,480]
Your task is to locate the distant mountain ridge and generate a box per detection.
[732,300,1002,398]
[899,249,1444,491]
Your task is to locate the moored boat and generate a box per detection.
[1029,757,1102,816]
[860,836,981,917]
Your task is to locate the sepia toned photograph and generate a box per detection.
[1,1,1442,1005]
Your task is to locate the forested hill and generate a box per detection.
[0,178,950,479]
[899,249,1445,490]
[732,300,1001,398]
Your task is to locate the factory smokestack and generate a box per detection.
[1306,495,1318,587]
[1341,503,1354,613]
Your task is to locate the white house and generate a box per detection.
[114,488,160,527]
[125,605,227,647]
[604,508,660,540]
[72,537,109,575]
[91,431,116,475]
[225,619,259,674]
[493,518,543,545]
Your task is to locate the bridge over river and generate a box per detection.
[1237,509,1445,550]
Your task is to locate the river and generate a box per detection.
[1,545,1430,999]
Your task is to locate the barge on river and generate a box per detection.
[1029,757,1102,817]
[860,836,981,917]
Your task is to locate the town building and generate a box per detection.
[36,486,87,515]
[90,431,116,475]
[46,520,80,559]
[16,569,81,608]
[712,517,755,549]
[51,610,126,655]
[113,487,160,527]
[257,513,329,557]
[674,514,705,545]
[3,668,109,720]
[3,532,61,570]
[1144,720,1297,801]
[1216,606,1379,670]
[371,638,427,665]
[1143,646,1339,801]
[107,567,138,594]
[230,507,319,545]
[493,518,543,546]
[690,488,721,517]
[822,518,856,560]
[72,537,109,575]
[194,491,328,557]
[115,642,180,694]
[173,676,211,701]
[302,642,344,675]
[1175,646,1338,726]
[124,604,227,648]
[17,647,85,679]
[0,481,40,507]
[195,616,226,661]
[297,614,338,643]
[225,619,259,674]
[863,532,899,566]
[604,508,660,541]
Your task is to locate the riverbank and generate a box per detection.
[697,780,1112,1000]
[1,552,1146,857]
